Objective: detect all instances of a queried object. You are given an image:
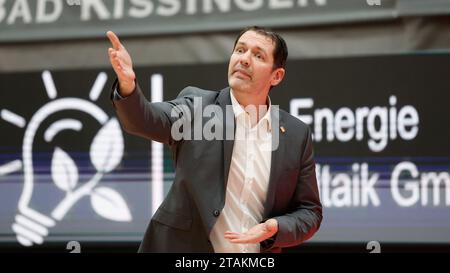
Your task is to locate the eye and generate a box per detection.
[255,53,264,60]
[235,48,244,54]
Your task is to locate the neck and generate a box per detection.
[231,88,270,123]
[232,88,268,108]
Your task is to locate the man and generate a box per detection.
[107,26,322,253]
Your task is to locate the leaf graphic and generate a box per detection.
[90,118,124,173]
[51,147,78,192]
[90,187,132,222]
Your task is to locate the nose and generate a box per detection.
[239,51,251,67]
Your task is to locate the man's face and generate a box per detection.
[228,30,284,95]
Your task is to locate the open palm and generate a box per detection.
[224,219,278,244]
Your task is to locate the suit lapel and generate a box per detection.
[216,88,235,191]
[263,108,286,219]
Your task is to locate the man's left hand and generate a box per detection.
[224,219,278,244]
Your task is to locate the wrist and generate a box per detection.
[118,80,135,97]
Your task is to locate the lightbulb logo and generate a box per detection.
[0,70,132,247]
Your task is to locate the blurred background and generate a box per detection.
[1,0,449,253]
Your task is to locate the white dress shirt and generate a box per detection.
[209,89,272,253]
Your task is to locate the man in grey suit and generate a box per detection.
[107,26,322,253]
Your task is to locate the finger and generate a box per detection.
[108,50,119,67]
[224,234,240,239]
[115,60,124,71]
[108,48,117,61]
[106,31,121,50]
[224,232,240,238]
[109,54,124,74]
[230,238,249,244]
[115,55,125,68]
[109,49,128,69]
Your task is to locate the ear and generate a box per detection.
[270,68,285,87]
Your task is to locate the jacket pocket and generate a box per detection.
[152,208,193,231]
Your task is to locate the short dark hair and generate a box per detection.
[233,26,288,70]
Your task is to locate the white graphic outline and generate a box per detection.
[1,70,132,246]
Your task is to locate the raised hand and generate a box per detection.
[224,219,278,244]
[107,31,136,96]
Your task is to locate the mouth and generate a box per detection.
[233,68,251,79]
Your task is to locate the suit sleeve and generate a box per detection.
[265,126,323,250]
[110,78,195,146]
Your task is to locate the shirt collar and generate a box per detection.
[229,89,272,132]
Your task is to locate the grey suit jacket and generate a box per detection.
[111,81,322,253]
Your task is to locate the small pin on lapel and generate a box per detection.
[280,126,286,133]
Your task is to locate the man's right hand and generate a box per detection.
[107,31,136,96]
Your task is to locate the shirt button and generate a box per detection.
[213,210,220,217]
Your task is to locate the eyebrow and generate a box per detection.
[236,42,268,56]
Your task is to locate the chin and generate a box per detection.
[229,78,250,92]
